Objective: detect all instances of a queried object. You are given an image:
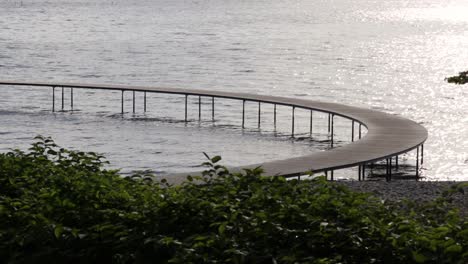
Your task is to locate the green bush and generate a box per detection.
[0,136,467,263]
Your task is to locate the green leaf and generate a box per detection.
[218,222,227,235]
[412,251,427,263]
[445,244,462,254]
[54,224,63,239]
[211,156,222,163]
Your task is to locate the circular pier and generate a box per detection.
[0,80,428,184]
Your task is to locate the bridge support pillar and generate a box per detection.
[421,144,424,164]
[362,164,365,180]
[416,146,420,179]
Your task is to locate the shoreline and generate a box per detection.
[337,181,468,218]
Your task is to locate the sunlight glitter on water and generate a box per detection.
[0,0,467,180]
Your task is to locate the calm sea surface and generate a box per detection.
[0,0,467,180]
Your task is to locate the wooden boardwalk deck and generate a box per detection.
[0,81,428,184]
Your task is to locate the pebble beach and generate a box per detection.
[339,181,468,218]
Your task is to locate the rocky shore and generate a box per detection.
[338,181,467,218]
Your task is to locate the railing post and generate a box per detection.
[291,106,295,137]
[331,114,334,147]
[258,101,261,128]
[395,155,399,170]
[274,104,277,127]
[132,91,135,113]
[310,110,313,137]
[328,113,331,133]
[242,100,245,128]
[351,120,354,142]
[52,86,55,112]
[121,90,124,114]
[144,91,147,112]
[61,86,64,110]
[358,165,361,181]
[331,170,334,181]
[70,88,74,110]
[359,124,362,139]
[185,95,188,122]
[212,97,215,122]
[198,96,201,120]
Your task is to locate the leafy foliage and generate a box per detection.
[446,71,468,84]
[0,136,467,263]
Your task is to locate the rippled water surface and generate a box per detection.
[1,0,467,179]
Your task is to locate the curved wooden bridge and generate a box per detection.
[0,80,428,184]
